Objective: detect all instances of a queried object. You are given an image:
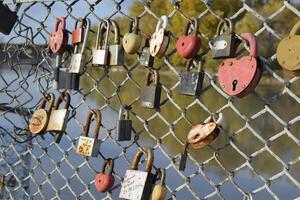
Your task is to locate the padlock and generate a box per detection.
[95,158,115,192]
[277,21,300,73]
[139,39,154,68]
[178,59,205,96]
[53,54,61,90]
[150,15,171,58]
[117,104,132,141]
[140,70,162,109]
[123,17,142,54]
[0,176,4,198]
[187,113,223,149]
[92,19,110,66]
[49,17,68,54]
[150,168,167,200]
[65,72,80,90]
[178,142,189,171]
[108,20,125,66]
[69,18,91,73]
[29,93,55,135]
[119,147,155,200]
[0,3,20,35]
[176,18,201,59]
[212,18,240,59]
[72,18,84,45]
[46,91,71,143]
[218,32,262,97]
[76,109,101,157]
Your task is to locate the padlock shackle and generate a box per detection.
[54,17,66,32]
[95,19,110,50]
[183,142,189,153]
[75,18,90,54]
[216,18,233,36]
[74,18,83,29]
[240,32,257,57]
[204,113,223,125]
[128,17,139,34]
[131,147,154,172]
[145,69,160,86]
[100,158,114,175]
[290,21,300,36]
[110,20,121,44]
[83,109,101,139]
[39,93,55,113]
[54,91,70,110]
[155,15,168,33]
[185,59,203,72]
[155,168,166,186]
[118,104,130,120]
[184,18,199,36]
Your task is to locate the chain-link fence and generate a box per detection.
[0,0,300,199]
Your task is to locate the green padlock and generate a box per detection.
[150,168,167,200]
[122,17,142,54]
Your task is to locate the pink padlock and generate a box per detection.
[95,158,115,192]
[217,32,262,98]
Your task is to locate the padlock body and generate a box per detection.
[150,185,167,200]
[176,35,201,59]
[123,33,142,54]
[119,170,155,200]
[29,109,49,135]
[92,49,108,66]
[46,109,69,132]
[76,136,100,157]
[150,29,170,58]
[0,4,18,35]
[139,47,154,68]
[108,44,125,66]
[72,28,83,45]
[117,120,132,141]
[178,71,204,96]
[140,85,161,109]
[49,29,68,54]
[212,34,237,59]
[95,173,115,192]
[65,73,80,90]
[69,53,83,73]
[178,152,187,171]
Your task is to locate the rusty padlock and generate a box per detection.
[49,17,68,54]
[218,32,262,98]
[187,113,223,149]
[150,15,170,58]
[123,17,142,54]
[176,18,201,59]
[95,158,115,193]
[29,93,55,135]
[277,21,300,73]
[72,18,84,45]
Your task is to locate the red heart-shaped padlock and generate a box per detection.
[49,17,68,54]
[95,159,115,192]
[218,33,262,98]
[176,18,201,59]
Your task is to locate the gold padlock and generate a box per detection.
[46,91,71,143]
[150,168,167,200]
[29,93,55,135]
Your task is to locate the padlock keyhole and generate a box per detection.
[232,80,238,91]
[181,42,185,46]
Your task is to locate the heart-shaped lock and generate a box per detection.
[218,32,262,98]
[95,158,115,192]
[123,17,142,54]
[176,18,201,59]
[49,17,68,54]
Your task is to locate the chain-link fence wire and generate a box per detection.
[0,0,300,199]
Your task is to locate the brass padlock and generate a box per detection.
[76,109,101,157]
[92,19,110,66]
[277,21,300,73]
[0,176,3,199]
[46,91,71,143]
[150,168,167,200]
[108,20,125,66]
[123,17,142,54]
[150,15,170,58]
[29,93,55,135]
[187,113,223,149]
[119,147,155,200]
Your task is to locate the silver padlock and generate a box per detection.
[92,19,110,66]
[69,18,91,73]
[108,20,124,66]
[76,109,102,157]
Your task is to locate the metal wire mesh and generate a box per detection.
[0,0,300,199]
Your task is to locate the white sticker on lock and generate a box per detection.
[213,40,227,50]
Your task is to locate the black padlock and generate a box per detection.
[66,73,80,90]
[140,70,161,109]
[0,3,20,35]
[117,104,132,141]
[178,59,204,96]
[139,39,154,68]
[178,143,189,171]
[212,18,240,59]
